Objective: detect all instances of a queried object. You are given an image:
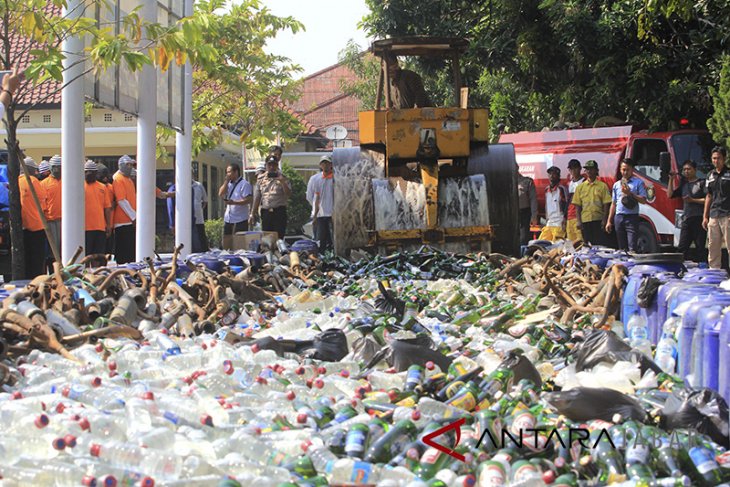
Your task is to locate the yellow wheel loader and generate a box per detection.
[331,37,519,256]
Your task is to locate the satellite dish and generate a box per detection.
[325,125,348,140]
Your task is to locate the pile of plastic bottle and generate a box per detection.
[0,248,729,487]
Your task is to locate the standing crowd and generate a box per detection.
[516,146,730,269]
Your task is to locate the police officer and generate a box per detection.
[249,155,291,239]
[703,146,730,269]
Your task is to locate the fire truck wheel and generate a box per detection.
[636,221,658,254]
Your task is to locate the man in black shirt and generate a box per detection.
[386,54,432,109]
[667,160,707,262]
[703,146,730,269]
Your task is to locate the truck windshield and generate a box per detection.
[671,133,714,178]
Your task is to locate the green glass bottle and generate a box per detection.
[363,419,417,464]
[625,428,655,480]
[415,446,451,480]
[686,433,725,486]
[344,423,369,459]
[327,428,346,455]
[477,460,508,486]
[404,364,425,392]
[592,432,626,484]
[445,381,480,411]
[553,473,578,487]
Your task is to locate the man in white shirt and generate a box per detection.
[538,166,569,241]
[218,163,252,248]
[313,155,335,251]
[306,162,323,240]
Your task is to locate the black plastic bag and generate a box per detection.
[307,328,349,362]
[500,351,542,388]
[544,387,648,422]
[660,388,729,448]
[360,335,452,374]
[570,330,661,375]
[250,336,314,356]
[637,276,662,309]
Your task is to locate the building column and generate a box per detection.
[60,0,85,262]
[136,0,157,261]
[174,0,193,258]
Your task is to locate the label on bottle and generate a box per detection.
[630,326,648,341]
[510,411,536,435]
[405,368,423,389]
[626,444,650,464]
[449,392,477,411]
[350,461,373,484]
[345,429,367,456]
[512,462,539,481]
[480,462,506,486]
[689,447,719,474]
[717,451,730,468]
[421,447,442,465]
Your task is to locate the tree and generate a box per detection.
[709,56,730,149]
[173,0,306,158]
[359,0,730,139]
[338,40,380,110]
[1,0,189,278]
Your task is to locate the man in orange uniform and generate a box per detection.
[96,164,115,254]
[112,155,137,264]
[41,154,62,267]
[84,160,112,256]
[19,156,48,278]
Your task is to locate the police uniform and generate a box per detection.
[254,171,290,239]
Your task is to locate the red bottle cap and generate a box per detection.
[200,414,214,427]
[140,477,154,487]
[34,414,49,428]
[141,391,155,401]
[102,475,117,487]
[52,437,66,450]
[223,360,234,375]
[78,417,91,431]
[64,434,77,448]
[286,391,296,401]
[81,475,96,486]
[90,443,102,457]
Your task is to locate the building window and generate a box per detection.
[124,113,134,122]
[21,115,29,124]
[104,113,113,122]
[42,114,51,123]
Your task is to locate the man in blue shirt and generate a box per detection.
[606,158,648,252]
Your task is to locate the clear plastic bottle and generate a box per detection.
[90,441,183,479]
[328,458,381,485]
[627,311,652,357]
[34,462,96,486]
[308,444,338,474]
[654,321,677,374]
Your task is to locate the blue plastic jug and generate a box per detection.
[717,311,730,403]
[691,304,727,388]
[678,293,730,381]
[700,306,727,391]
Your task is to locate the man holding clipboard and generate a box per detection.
[218,163,252,249]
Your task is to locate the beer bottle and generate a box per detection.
[388,440,423,471]
[366,416,390,448]
[625,428,655,480]
[445,381,480,412]
[404,364,425,393]
[685,433,725,486]
[477,460,508,487]
[510,459,542,484]
[553,473,579,487]
[363,419,417,464]
[344,423,369,459]
[592,431,626,484]
[415,446,452,480]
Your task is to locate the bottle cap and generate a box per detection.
[90,443,102,457]
[140,477,155,487]
[52,437,66,450]
[34,414,49,428]
[200,414,214,427]
[81,476,96,486]
[102,476,117,487]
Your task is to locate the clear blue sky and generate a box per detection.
[262,0,371,76]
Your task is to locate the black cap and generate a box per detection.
[547,166,561,174]
[567,159,581,169]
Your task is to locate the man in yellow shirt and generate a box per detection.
[41,154,62,267]
[571,160,612,246]
[18,157,48,278]
[112,155,137,263]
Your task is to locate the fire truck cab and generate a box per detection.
[500,126,715,253]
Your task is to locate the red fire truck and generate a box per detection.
[499,125,715,253]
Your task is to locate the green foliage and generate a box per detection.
[189,0,306,156]
[361,0,730,133]
[281,162,309,235]
[205,218,224,249]
[338,40,379,110]
[709,56,730,150]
